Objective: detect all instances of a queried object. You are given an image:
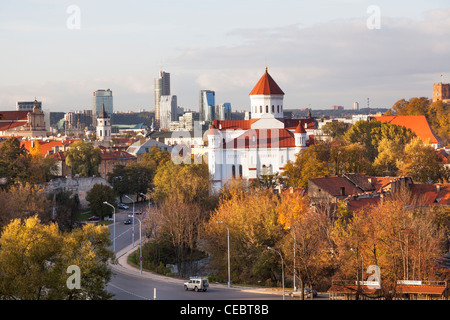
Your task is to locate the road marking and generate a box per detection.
[108,283,152,300]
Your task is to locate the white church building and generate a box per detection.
[207,68,315,190]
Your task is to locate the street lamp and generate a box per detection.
[216,221,231,288]
[135,216,143,274]
[124,195,135,248]
[267,246,285,300]
[103,201,116,253]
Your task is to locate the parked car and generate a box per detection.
[118,203,129,210]
[184,277,209,292]
[88,216,100,221]
[124,218,132,225]
[289,287,317,298]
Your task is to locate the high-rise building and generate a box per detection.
[154,71,170,129]
[215,103,232,121]
[199,90,215,122]
[159,95,177,130]
[352,102,359,111]
[17,100,42,111]
[92,89,113,125]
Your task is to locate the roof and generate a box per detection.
[396,285,446,295]
[0,111,29,121]
[309,176,364,197]
[211,118,315,132]
[98,146,136,161]
[249,68,285,96]
[294,123,306,134]
[409,183,450,205]
[372,115,439,145]
[98,103,109,119]
[21,139,65,156]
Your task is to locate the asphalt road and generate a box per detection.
[105,204,324,301]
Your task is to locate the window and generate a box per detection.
[277,105,280,113]
[272,105,274,113]
[232,165,236,178]
[239,165,243,177]
[260,106,263,113]
[266,105,269,113]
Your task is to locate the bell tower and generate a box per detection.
[96,103,111,142]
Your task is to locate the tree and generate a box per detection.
[107,164,133,203]
[321,121,351,140]
[0,215,114,300]
[397,137,443,183]
[65,141,102,177]
[283,143,331,189]
[85,183,116,219]
[202,189,283,285]
[0,137,31,188]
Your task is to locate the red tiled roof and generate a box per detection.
[0,111,29,121]
[373,115,439,145]
[410,183,450,205]
[309,176,364,197]
[0,121,27,131]
[249,68,285,96]
[294,123,306,134]
[396,285,446,295]
[211,118,315,132]
[21,140,65,156]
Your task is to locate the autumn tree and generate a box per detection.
[0,137,31,188]
[397,137,444,183]
[321,121,351,140]
[0,215,114,300]
[65,141,102,177]
[202,188,283,285]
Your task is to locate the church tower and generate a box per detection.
[249,67,285,119]
[96,103,111,142]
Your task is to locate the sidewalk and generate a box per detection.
[109,244,286,296]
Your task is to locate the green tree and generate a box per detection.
[321,121,351,140]
[0,137,31,188]
[65,141,102,177]
[85,183,116,219]
[0,215,114,300]
[397,137,443,183]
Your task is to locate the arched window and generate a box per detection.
[277,105,280,113]
[266,105,269,113]
[232,165,236,178]
[272,105,275,113]
[260,106,263,113]
[239,165,243,177]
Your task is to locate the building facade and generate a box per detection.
[432,83,450,103]
[199,90,215,123]
[92,89,113,125]
[154,71,170,129]
[207,68,314,191]
[159,95,177,130]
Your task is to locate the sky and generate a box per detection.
[0,0,449,113]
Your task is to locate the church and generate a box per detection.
[207,68,315,190]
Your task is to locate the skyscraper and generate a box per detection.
[154,71,170,129]
[199,90,215,123]
[92,89,113,125]
[159,95,177,130]
[215,103,232,121]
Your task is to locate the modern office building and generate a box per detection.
[154,71,170,129]
[159,95,177,130]
[199,90,215,123]
[92,89,113,125]
[17,100,42,111]
[215,103,232,121]
[353,102,359,111]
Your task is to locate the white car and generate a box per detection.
[184,277,209,292]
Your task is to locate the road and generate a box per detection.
[105,203,325,300]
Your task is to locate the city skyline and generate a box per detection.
[0,0,449,113]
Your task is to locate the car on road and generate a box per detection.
[118,203,129,210]
[88,216,100,221]
[289,287,317,298]
[184,277,209,292]
[124,218,132,225]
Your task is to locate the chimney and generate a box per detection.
[340,187,345,196]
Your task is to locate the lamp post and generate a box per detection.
[268,246,285,300]
[135,216,143,274]
[124,195,135,248]
[103,201,116,253]
[216,221,231,288]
